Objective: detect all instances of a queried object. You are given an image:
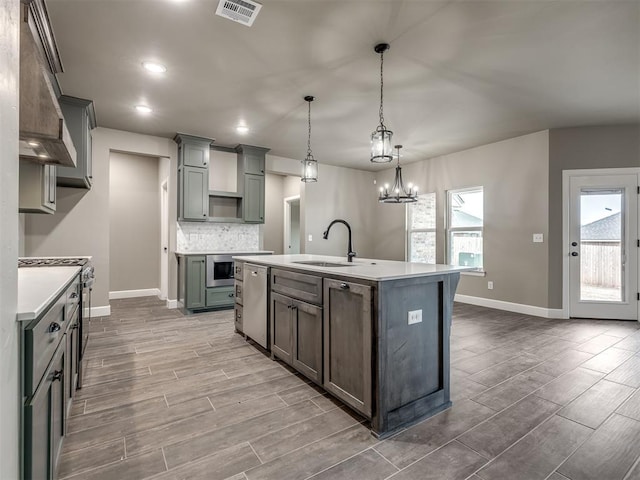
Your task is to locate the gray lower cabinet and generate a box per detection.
[206,286,235,308]
[234,304,243,333]
[180,255,236,311]
[19,161,56,214]
[179,166,208,221]
[323,278,372,418]
[23,275,80,479]
[185,256,206,309]
[243,173,265,223]
[24,334,66,480]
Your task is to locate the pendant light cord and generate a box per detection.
[379,50,386,128]
[307,99,313,158]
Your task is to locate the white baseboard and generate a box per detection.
[109,288,160,300]
[90,305,111,317]
[166,299,178,309]
[454,294,565,319]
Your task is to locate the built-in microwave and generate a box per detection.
[206,255,234,287]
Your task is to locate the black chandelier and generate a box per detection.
[378,145,418,203]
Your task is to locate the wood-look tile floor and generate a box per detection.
[59,298,640,480]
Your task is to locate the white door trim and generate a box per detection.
[160,178,169,300]
[562,167,640,320]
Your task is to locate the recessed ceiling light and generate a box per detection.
[236,125,249,134]
[37,153,49,159]
[135,105,153,114]
[142,61,167,74]
[28,141,40,147]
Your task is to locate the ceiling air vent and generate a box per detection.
[215,0,262,27]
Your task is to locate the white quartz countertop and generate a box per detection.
[231,254,468,281]
[175,250,274,256]
[17,266,81,322]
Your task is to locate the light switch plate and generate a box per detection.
[308,234,313,242]
[533,233,544,243]
[408,309,422,325]
[488,281,494,290]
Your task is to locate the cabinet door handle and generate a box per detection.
[228,293,235,297]
[48,322,61,333]
[52,370,63,382]
[340,283,350,290]
[70,292,78,299]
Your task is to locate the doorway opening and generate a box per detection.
[284,195,301,254]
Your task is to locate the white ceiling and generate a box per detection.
[47,0,639,171]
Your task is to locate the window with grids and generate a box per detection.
[447,187,483,269]
[407,193,437,264]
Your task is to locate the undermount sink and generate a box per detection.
[293,260,355,267]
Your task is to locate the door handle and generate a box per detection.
[340,283,349,290]
[571,242,578,247]
[251,271,258,276]
[52,370,63,382]
[48,322,61,333]
[571,252,579,257]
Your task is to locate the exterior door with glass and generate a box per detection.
[568,174,638,320]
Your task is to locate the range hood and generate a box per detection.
[19,1,76,167]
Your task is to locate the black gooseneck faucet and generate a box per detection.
[322,219,356,262]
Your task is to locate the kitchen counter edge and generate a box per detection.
[17,266,82,322]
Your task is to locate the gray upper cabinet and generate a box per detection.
[180,166,208,221]
[175,133,213,168]
[243,174,265,223]
[19,161,56,214]
[236,144,268,175]
[176,134,213,222]
[57,96,96,189]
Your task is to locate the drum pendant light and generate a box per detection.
[370,43,393,163]
[301,95,318,183]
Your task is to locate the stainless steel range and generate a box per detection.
[18,257,95,388]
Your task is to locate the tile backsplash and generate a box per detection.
[177,222,260,252]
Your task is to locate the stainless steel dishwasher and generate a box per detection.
[242,264,269,349]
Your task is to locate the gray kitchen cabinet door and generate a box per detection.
[181,166,208,221]
[243,173,265,223]
[292,299,323,385]
[178,139,210,168]
[58,95,95,189]
[205,286,235,308]
[236,144,267,176]
[271,292,293,365]
[66,309,79,414]
[24,339,66,480]
[323,278,372,418]
[19,161,56,214]
[234,304,243,333]
[186,256,206,309]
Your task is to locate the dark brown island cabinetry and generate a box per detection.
[22,274,81,480]
[236,255,462,438]
[271,269,324,385]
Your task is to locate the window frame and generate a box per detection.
[446,186,484,271]
[406,192,437,264]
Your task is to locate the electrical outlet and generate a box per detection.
[408,309,422,325]
[488,281,494,290]
[533,233,544,243]
[308,234,313,242]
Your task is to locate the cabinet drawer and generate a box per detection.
[25,297,67,398]
[234,304,243,333]
[206,286,235,308]
[234,261,244,280]
[234,281,243,305]
[65,279,80,322]
[271,268,322,305]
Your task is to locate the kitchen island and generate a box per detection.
[232,254,466,438]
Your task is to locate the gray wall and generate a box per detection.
[24,127,178,310]
[109,152,161,292]
[304,163,377,259]
[375,131,550,308]
[548,125,640,308]
[264,173,285,254]
[0,1,20,476]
